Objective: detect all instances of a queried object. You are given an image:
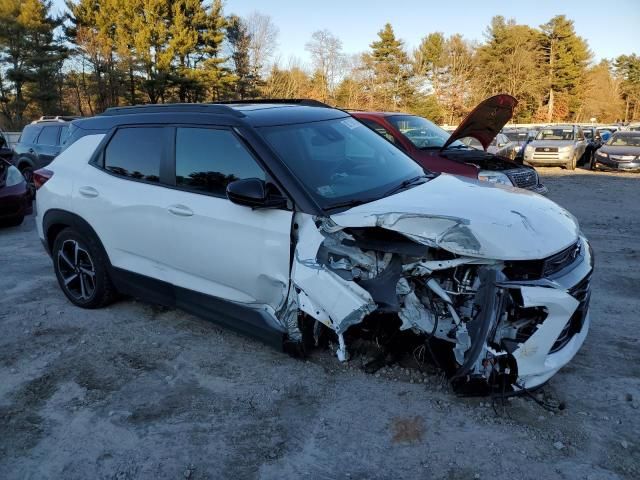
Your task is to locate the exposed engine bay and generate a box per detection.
[285,213,592,396]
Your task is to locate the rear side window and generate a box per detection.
[20,125,42,144]
[104,127,163,183]
[37,126,60,146]
[175,127,264,196]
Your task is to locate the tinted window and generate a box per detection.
[37,126,60,145]
[104,127,163,182]
[175,128,265,196]
[20,125,42,144]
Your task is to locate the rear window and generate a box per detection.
[20,125,42,144]
[103,127,163,183]
[37,126,60,145]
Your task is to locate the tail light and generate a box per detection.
[33,168,54,190]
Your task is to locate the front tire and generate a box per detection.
[565,154,576,170]
[52,228,116,308]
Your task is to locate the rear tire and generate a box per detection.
[52,227,116,309]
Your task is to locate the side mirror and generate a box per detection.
[226,178,286,209]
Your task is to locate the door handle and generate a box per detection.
[79,186,99,198]
[168,204,193,217]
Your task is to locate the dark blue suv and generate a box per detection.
[12,117,77,184]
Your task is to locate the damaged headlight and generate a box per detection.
[477,170,514,186]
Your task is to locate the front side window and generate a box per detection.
[38,126,60,146]
[260,117,424,208]
[175,127,265,196]
[359,118,398,145]
[104,127,163,183]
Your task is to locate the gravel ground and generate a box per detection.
[1,167,639,480]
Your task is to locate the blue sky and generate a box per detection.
[52,0,639,64]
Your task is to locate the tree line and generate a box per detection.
[0,0,639,130]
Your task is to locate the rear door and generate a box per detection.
[72,126,177,295]
[164,126,292,310]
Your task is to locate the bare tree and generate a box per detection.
[305,29,344,101]
[245,11,279,80]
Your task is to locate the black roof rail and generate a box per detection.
[212,98,333,108]
[99,103,246,117]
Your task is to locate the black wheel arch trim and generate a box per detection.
[42,209,111,265]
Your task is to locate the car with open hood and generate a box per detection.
[523,125,588,170]
[0,158,32,227]
[35,100,592,395]
[591,131,640,171]
[351,95,547,195]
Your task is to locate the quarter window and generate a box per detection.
[104,127,163,183]
[175,127,265,196]
[37,126,60,146]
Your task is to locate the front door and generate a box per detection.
[164,126,292,310]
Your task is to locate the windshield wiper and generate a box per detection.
[323,198,373,212]
[383,174,430,197]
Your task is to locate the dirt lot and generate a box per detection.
[1,167,639,480]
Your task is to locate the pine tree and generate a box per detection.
[474,16,545,122]
[363,23,413,110]
[615,54,640,121]
[540,15,591,121]
[226,14,256,99]
[0,0,66,127]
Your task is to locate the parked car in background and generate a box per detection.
[460,132,519,160]
[0,159,32,227]
[352,95,547,194]
[0,129,13,161]
[591,131,640,171]
[523,125,588,170]
[11,117,77,184]
[35,100,591,394]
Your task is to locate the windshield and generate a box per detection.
[387,115,465,149]
[606,134,640,147]
[260,117,425,209]
[536,128,575,141]
[503,131,526,142]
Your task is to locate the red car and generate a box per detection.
[0,159,33,227]
[351,94,548,194]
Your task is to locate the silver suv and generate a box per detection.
[523,125,588,170]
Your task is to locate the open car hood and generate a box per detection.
[442,94,517,151]
[330,174,578,261]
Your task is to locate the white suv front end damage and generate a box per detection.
[284,174,593,394]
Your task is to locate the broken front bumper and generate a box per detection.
[506,237,593,390]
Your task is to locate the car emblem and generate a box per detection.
[544,148,550,152]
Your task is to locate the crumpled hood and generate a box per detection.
[331,174,579,261]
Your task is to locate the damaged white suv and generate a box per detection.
[35,101,593,395]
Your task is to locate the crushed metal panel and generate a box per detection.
[291,213,377,334]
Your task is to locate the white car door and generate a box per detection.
[163,126,292,311]
[72,126,177,287]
